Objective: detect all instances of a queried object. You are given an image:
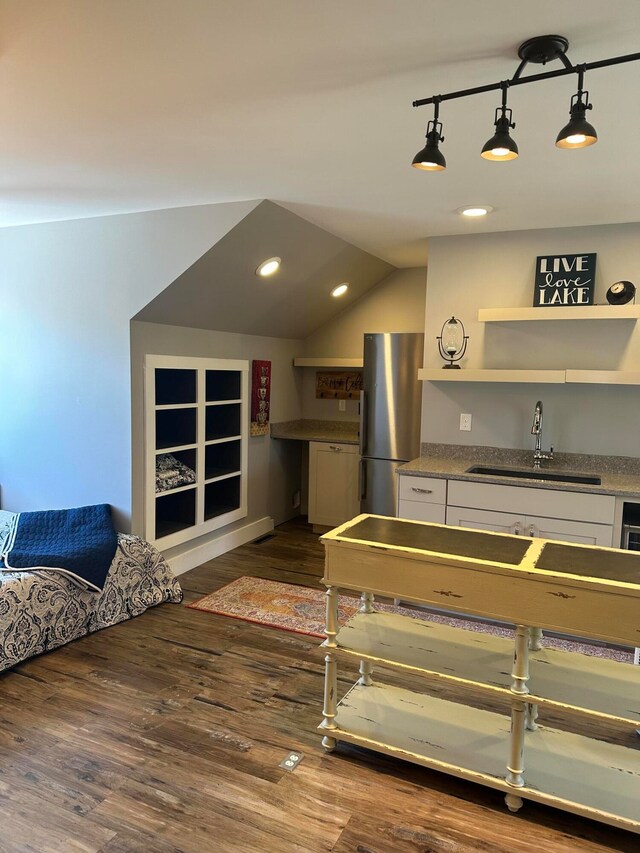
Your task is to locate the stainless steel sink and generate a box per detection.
[465,465,601,486]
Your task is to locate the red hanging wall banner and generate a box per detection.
[250,360,271,436]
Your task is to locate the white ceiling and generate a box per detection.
[1,0,640,266]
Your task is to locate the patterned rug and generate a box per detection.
[188,577,633,662]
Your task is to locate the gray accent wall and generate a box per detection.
[135,200,395,340]
[422,223,640,457]
[0,200,259,527]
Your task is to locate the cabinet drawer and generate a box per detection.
[312,441,359,454]
[399,475,446,505]
[447,480,615,524]
[398,500,446,524]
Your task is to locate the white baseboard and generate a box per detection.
[165,516,274,576]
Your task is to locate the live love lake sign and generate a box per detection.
[534,253,596,307]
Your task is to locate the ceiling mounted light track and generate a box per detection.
[411,34,640,170]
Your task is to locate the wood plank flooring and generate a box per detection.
[0,517,638,852]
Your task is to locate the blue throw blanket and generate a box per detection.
[0,504,118,592]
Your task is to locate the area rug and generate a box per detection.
[187,577,634,662]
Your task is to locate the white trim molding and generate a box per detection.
[165,516,274,577]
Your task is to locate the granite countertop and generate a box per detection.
[270,419,360,445]
[398,443,640,499]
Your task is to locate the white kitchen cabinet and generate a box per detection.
[446,506,614,546]
[397,474,447,523]
[308,441,360,527]
[446,479,615,547]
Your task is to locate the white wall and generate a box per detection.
[0,201,259,528]
[422,223,640,456]
[130,321,304,544]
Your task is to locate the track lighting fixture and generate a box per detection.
[410,34,640,171]
[412,99,446,171]
[481,83,518,161]
[555,67,597,149]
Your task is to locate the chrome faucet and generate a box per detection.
[531,400,554,469]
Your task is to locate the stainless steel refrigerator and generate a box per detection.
[360,332,425,516]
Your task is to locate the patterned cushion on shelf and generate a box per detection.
[155,453,196,493]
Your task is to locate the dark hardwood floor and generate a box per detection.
[0,517,637,852]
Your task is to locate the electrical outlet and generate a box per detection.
[460,413,472,431]
[338,399,346,412]
[278,751,304,771]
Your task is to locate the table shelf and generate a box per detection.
[325,682,640,833]
[328,610,639,724]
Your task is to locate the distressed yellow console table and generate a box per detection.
[318,514,640,834]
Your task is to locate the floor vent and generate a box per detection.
[253,533,276,545]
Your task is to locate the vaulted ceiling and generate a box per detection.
[2,1,640,266]
[134,200,395,338]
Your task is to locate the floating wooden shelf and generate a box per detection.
[419,368,640,385]
[418,369,566,383]
[478,305,640,323]
[293,357,363,368]
[566,370,640,385]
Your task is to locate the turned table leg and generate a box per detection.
[357,591,375,685]
[359,591,375,613]
[529,627,544,651]
[505,625,529,809]
[321,585,339,751]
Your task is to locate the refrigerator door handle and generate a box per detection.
[360,459,367,501]
[359,389,367,455]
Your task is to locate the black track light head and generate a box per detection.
[481,112,519,161]
[412,101,446,171]
[412,122,446,170]
[481,86,518,162]
[556,85,597,149]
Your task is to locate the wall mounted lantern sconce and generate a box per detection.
[437,317,469,368]
[412,34,640,170]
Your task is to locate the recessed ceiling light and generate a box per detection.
[457,206,494,217]
[331,283,349,298]
[256,257,281,277]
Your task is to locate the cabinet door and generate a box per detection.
[526,515,613,547]
[309,442,360,527]
[446,505,613,547]
[446,506,524,536]
[398,500,446,524]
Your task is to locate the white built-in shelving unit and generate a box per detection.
[144,355,248,549]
